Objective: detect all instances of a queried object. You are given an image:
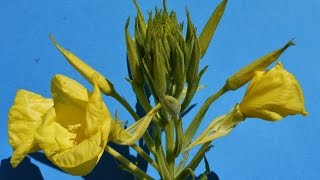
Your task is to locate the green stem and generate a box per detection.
[110,91,157,157]
[132,84,162,125]
[111,91,140,121]
[175,142,211,180]
[173,118,183,157]
[105,145,154,180]
[132,83,153,113]
[155,126,172,180]
[183,85,229,150]
[130,143,159,171]
[165,119,175,178]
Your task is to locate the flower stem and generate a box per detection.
[175,142,211,180]
[105,145,154,180]
[110,91,157,156]
[165,118,175,178]
[111,91,140,121]
[154,126,172,179]
[130,143,159,171]
[183,85,229,150]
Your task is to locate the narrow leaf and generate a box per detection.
[199,0,227,58]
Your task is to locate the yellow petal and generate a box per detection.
[35,108,107,175]
[85,73,112,141]
[50,35,114,96]
[110,105,160,145]
[51,74,89,107]
[51,74,88,144]
[8,90,53,167]
[35,74,112,175]
[239,62,307,121]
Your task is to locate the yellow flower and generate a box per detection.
[8,90,53,167]
[8,72,159,175]
[239,62,307,121]
[35,74,112,175]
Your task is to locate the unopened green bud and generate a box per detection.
[225,40,295,90]
[142,3,186,98]
[131,0,227,102]
[184,9,195,71]
[162,95,181,119]
[125,18,144,85]
[186,27,200,85]
[153,41,167,96]
[167,34,185,97]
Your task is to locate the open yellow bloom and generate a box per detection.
[8,90,53,167]
[35,74,112,175]
[239,62,307,121]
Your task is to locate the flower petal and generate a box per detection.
[36,108,107,175]
[240,63,307,121]
[8,90,53,167]
[35,74,112,175]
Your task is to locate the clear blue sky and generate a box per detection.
[1,0,319,179]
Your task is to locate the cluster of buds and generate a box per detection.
[126,0,227,119]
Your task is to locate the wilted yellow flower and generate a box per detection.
[35,74,112,175]
[8,90,53,167]
[186,105,244,150]
[239,62,307,121]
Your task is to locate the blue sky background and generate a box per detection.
[1,0,319,179]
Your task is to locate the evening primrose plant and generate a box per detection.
[7,0,307,179]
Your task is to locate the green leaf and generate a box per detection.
[199,0,227,58]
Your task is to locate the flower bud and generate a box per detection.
[226,40,295,90]
[50,35,115,96]
[162,95,181,119]
[125,18,144,85]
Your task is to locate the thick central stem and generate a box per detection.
[165,118,175,177]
